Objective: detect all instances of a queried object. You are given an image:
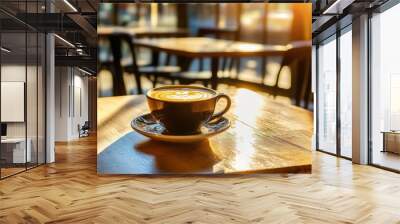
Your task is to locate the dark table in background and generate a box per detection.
[134,37,289,89]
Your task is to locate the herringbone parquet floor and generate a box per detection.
[1,135,400,224]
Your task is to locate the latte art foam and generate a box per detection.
[149,88,214,102]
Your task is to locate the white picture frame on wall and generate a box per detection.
[1,81,25,122]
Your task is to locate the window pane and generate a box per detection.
[27,30,38,169]
[371,4,400,171]
[340,28,352,158]
[1,29,28,177]
[317,37,337,154]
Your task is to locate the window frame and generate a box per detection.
[315,20,353,160]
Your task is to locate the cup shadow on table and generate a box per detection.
[135,140,220,173]
[97,131,221,175]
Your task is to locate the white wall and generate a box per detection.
[55,67,89,141]
[72,73,89,138]
[55,66,69,141]
[1,65,36,138]
[1,66,26,132]
[1,64,46,164]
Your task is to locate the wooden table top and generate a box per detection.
[133,37,289,58]
[97,26,188,38]
[97,88,313,174]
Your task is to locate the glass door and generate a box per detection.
[0,24,28,178]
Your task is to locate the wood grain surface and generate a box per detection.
[133,37,289,58]
[97,26,188,38]
[97,88,313,174]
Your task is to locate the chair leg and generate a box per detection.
[235,59,241,79]
[291,61,306,107]
[165,54,171,65]
[228,58,236,78]
[152,75,158,88]
[262,57,270,85]
[134,73,143,94]
[303,79,311,109]
[199,58,204,71]
[273,55,290,98]
[299,60,311,108]
[221,58,227,77]
[273,65,284,98]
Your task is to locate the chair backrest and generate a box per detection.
[100,33,140,74]
[285,41,312,107]
[283,41,312,64]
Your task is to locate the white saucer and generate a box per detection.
[131,113,230,143]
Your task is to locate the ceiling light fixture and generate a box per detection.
[76,48,86,55]
[54,34,75,48]
[63,0,78,12]
[322,0,354,15]
[1,47,11,53]
[323,0,341,14]
[78,67,93,76]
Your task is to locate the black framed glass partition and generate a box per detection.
[0,0,46,179]
[315,22,353,159]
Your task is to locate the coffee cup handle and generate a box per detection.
[210,93,231,121]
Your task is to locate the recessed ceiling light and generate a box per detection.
[54,34,75,48]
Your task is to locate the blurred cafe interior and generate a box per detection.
[97,3,312,109]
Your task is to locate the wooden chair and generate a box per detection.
[271,41,312,107]
[98,33,127,96]
[101,33,181,94]
[173,27,239,87]
[197,27,238,74]
[122,34,182,91]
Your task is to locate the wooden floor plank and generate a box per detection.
[0,135,399,223]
